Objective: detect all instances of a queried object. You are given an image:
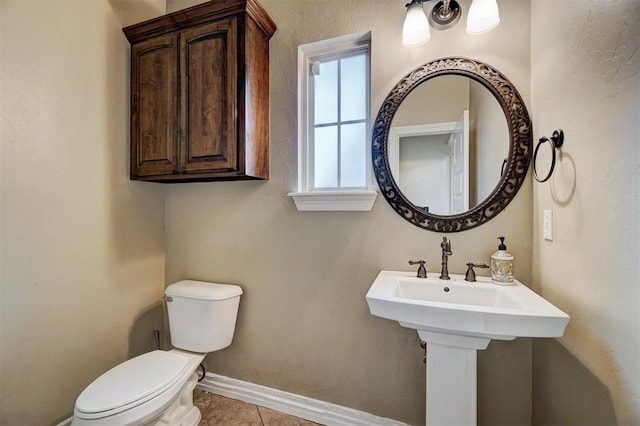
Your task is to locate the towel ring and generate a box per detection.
[533,129,564,183]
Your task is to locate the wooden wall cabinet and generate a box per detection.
[123,0,276,182]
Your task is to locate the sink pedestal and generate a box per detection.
[426,342,477,425]
[416,329,492,426]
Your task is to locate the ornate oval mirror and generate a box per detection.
[372,57,532,232]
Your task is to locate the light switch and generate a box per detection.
[543,210,553,241]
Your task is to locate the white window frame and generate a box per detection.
[288,32,377,211]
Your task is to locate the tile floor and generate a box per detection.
[194,389,323,426]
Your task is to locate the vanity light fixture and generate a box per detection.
[402,0,432,47]
[466,0,500,34]
[401,0,500,47]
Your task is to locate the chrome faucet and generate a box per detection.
[439,237,452,280]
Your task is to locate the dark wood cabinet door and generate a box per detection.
[131,35,178,178]
[179,18,238,174]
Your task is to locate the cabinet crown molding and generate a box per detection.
[123,0,276,43]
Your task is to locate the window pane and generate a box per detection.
[314,60,338,125]
[340,122,366,187]
[314,126,338,188]
[340,54,366,122]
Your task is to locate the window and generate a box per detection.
[288,32,377,211]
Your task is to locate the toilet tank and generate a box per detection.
[165,280,243,353]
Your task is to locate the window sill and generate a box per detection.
[287,190,378,211]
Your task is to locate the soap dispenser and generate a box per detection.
[491,237,514,285]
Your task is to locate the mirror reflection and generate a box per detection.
[388,75,508,215]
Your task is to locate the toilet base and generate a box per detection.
[154,372,201,426]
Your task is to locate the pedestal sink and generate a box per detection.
[365,270,569,425]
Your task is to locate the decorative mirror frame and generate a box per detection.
[372,57,532,232]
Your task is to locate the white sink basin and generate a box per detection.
[366,270,569,349]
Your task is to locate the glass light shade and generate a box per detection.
[466,0,500,35]
[402,3,431,47]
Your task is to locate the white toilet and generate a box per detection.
[72,280,243,426]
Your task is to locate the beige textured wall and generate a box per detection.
[0,1,166,423]
[165,0,532,424]
[531,1,640,424]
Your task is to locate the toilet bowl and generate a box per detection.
[72,280,242,426]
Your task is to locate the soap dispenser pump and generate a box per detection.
[491,237,514,285]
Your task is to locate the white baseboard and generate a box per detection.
[197,373,408,426]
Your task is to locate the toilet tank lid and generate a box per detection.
[165,280,243,300]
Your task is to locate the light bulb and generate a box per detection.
[466,0,500,35]
[402,3,431,47]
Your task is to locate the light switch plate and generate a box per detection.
[543,210,553,241]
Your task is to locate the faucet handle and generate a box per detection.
[465,262,489,282]
[409,260,427,278]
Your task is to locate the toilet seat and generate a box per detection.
[74,350,191,420]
